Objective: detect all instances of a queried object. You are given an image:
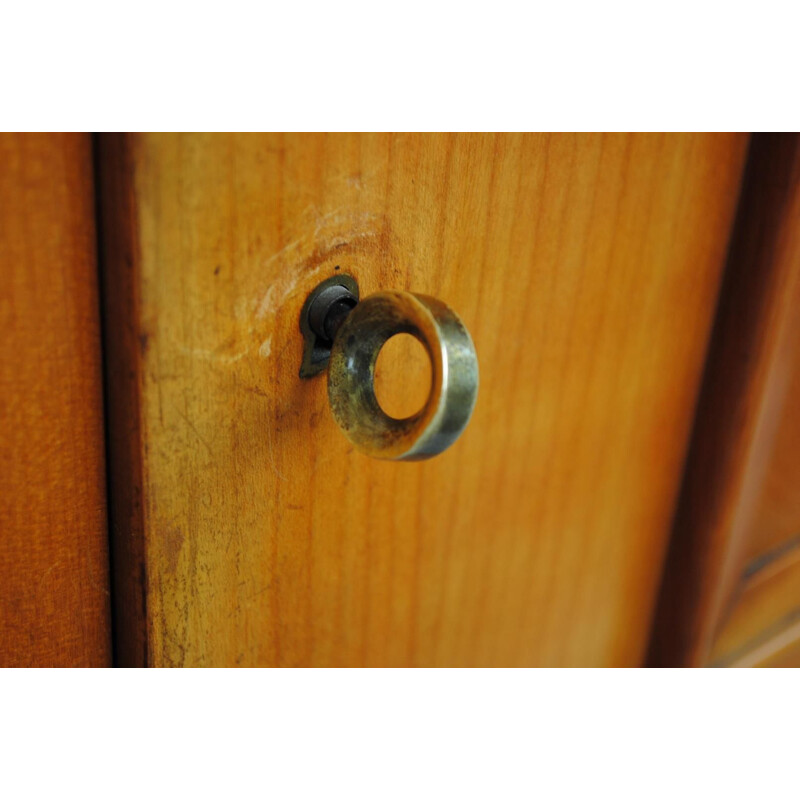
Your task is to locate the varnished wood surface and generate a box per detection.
[710,545,800,667]
[748,626,800,667]
[648,134,800,667]
[99,133,748,666]
[0,133,111,667]
[708,249,800,668]
[743,316,800,565]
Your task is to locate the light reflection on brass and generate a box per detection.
[327,291,478,461]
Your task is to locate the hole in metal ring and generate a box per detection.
[373,333,433,420]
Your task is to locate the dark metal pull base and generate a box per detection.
[298,274,359,378]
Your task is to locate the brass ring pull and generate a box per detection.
[299,276,478,461]
[329,291,479,460]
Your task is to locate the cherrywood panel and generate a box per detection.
[648,134,800,667]
[749,628,800,667]
[710,545,800,667]
[709,246,800,668]
[99,133,747,666]
[0,133,111,667]
[743,321,800,565]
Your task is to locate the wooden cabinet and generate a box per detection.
[0,133,111,667]
[4,132,800,667]
[97,133,747,666]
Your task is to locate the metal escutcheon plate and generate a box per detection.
[327,291,479,461]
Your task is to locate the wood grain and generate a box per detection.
[98,133,748,666]
[708,241,800,668]
[648,134,800,667]
[747,626,800,667]
[0,133,111,667]
[710,545,800,667]
[743,312,800,566]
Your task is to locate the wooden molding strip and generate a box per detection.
[648,134,800,667]
[0,133,111,666]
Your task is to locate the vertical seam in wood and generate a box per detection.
[94,133,149,667]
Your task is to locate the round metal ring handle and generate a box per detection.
[327,291,479,461]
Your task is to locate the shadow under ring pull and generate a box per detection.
[299,275,478,461]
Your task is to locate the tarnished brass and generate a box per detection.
[327,291,479,461]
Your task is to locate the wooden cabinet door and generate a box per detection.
[0,133,111,667]
[97,133,748,666]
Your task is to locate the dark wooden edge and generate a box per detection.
[647,134,800,667]
[94,134,149,667]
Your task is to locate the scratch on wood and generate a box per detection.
[163,527,185,575]
[178,345,248,365]
[173,405,213,457]
[266,420,287,482]
[171,210,383,368]
[254,210,381,321]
